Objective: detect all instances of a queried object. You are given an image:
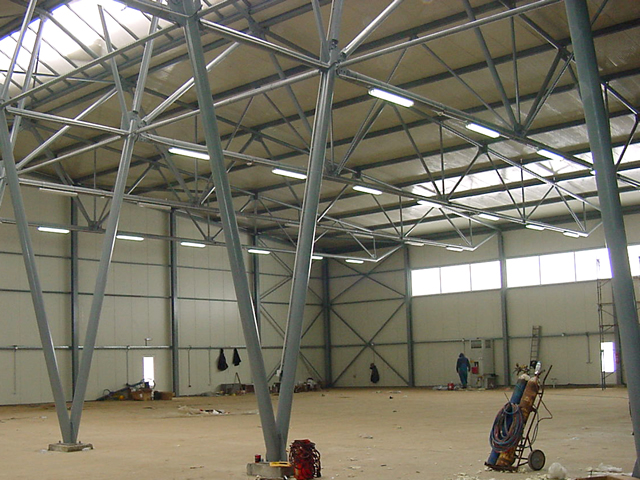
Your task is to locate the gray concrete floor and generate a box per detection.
[0,387,635,479]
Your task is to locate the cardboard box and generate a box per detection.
[131,389,152,401]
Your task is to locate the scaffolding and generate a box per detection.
[596,277,618,390]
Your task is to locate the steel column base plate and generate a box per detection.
[48,442,94,452]
[246,461,294,479]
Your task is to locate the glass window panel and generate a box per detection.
[506,256,540,288]
[540,252,576,285]
[628,244,640,276]
[470,261,501,291]
[441,264,471,293]
[411,268,440,296]
[576,248,611,281]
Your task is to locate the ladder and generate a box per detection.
[529,325,541,366]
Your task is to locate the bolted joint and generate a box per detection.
[168,0,201,20]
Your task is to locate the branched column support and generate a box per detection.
[276,0,343,460]
[0,112,73,443]
[170,0,279,461]
[565,1,640,476]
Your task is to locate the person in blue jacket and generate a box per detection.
[456,353,471,388]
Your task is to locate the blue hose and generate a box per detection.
[489,402,524,452]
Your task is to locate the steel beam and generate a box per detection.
[276,0,343,458]
[170,210,180,396]
[403,246,415,387]
[498,232,511,386]
[565,1,640,476]
[171,0,280,461]
[322,258,333,387]
[70,200,80,392]
[341,0,403,59]
[0,112,72,443]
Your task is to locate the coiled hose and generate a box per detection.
[289,439,321,480]
[489,402,524,452]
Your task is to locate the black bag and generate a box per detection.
[232,348,241,366]
[370,363,380,384]
[217,349,228,371]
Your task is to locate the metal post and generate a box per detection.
[68,120,138,442]
[0,112,72,443]
[322,258,333,387]
[498,232,511,386]
[403,246,415,387]
[170,210,180,396]
[276,0,343,459]
[565,2,640,476]
[171,0,279,460]
[71,200,80,392]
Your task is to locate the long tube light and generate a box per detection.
[353,185,382,195]
[272,168,307,180]
[180,241,206,248]
[478,213,499,221]
[446,246,464,252]
[116,234,144,241]
[311,255,324,260]
[525,224,545,231]
[345,258,364,264]
[368,88,414,107]
[248,248,270,255]
[39,187,78,197]
[37,226,70,234]
[465,123,500,138]
[168,146,210,161]
[405,241,424,247]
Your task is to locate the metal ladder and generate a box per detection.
[530,325,541,365]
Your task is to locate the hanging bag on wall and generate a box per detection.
[370,363,380,384]
[232,348,241,366]
[217,349,228,371]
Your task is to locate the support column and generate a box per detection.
[403,246,416,387]
[171,0,279,460]
[0,112,72,443]
[276,0,344,459]
[322,258,333,387]
[498,232,511,386]
[565,2,640,476]
[170,209,180,396]
[71,200,80,392]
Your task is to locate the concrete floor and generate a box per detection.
[0,387,635,480]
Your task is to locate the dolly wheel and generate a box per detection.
[528,450,545,471]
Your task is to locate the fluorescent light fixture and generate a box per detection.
[563,231,581,238]
[180,241,206,248]
[525,224,545,231]
[417,199,440,208]
[168,146,210,161]
[466,123,500,138]
[589,169,597,175]
[116,234,144,241]
[37,226,70,234]
[537,148,564,162]
[368,88,414,108]
[446,246,464,252]
[478,213,499,221]
[39,187,78,197]
[345,258,364,264]
[247,248,270,255]
[311,255,324,260]
[137,202,172,211]
[353,185,383,195]
[272,168,307,180]
[405,241,424,247]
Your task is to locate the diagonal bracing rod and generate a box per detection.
[276,0,343,460]
[0,111,73,443]
[565,1,640,477]
[170,0,280,461]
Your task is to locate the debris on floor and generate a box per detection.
[587,463,624,475]
[548,462,568,479]
[178,405,227,415]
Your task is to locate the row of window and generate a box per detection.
[411,245,640,296]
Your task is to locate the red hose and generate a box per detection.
[289,439,321,479]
